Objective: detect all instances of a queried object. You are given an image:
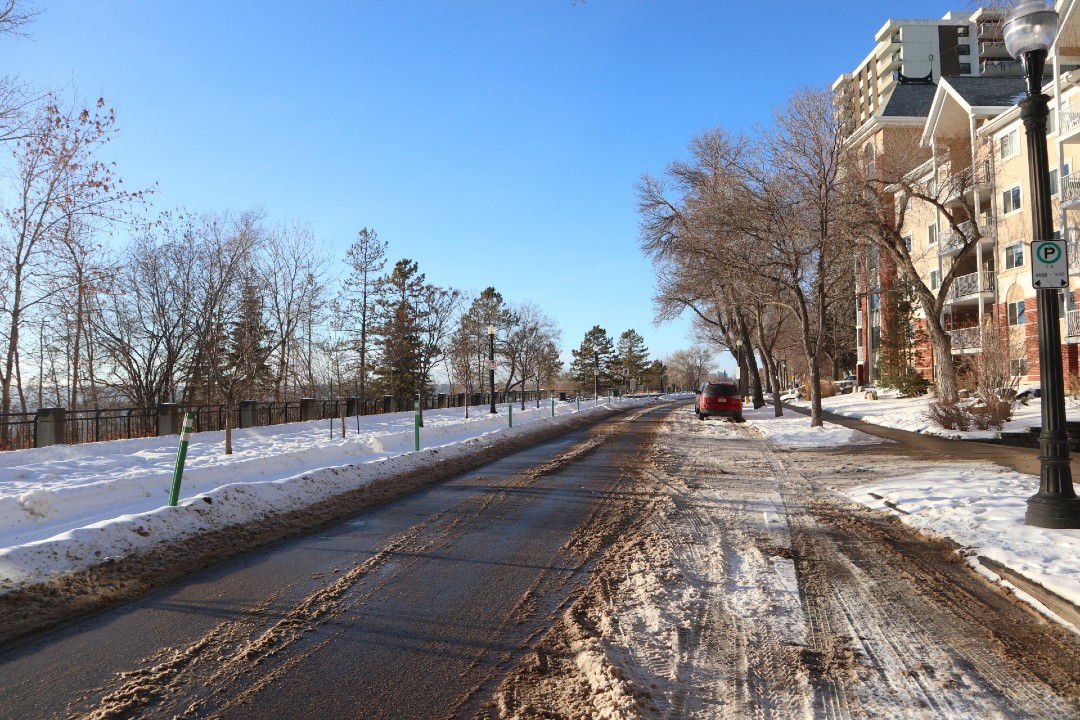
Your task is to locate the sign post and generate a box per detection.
[169,413,195,507]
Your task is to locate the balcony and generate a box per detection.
[948,326,982,352]
[980,58,1021,76]
[1068,310,1080,338]
[878,50,902,77]
[978,40,1009,59]
[977,21,1003,40]
[1062,172,1080,207]
[939,159,993,209]
[1070,240,1080,273]
[857,346,866,364]
[946,270,996,307]
[939,218,995,256]
[1063,103,1080,136]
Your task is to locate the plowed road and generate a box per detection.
[1,403,1079,719]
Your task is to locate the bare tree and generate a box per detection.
[504,302,561,407]
[0,96,146,421]
[640,88,858,426]
[665,347,714,390]
[189,211,277,455]
[263,222,327,402]
[0,0,38,37]
[857,130,995,405]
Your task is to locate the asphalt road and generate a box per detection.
[0,404,666,719]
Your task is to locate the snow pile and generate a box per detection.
[742,406,882,448]
[847,465,1080,619]
[0,399,658,590]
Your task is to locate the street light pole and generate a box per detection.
[593,352,599,401]
[488,325,497,414]
[1006,0,1080,528]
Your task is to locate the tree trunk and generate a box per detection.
[736,316,765,408]
[224,396,234,455]
[927,318,958,404]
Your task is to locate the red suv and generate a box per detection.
[696,382,743,422]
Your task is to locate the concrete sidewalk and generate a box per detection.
[781,402,1080,478]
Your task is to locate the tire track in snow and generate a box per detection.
[755,433,1079,719]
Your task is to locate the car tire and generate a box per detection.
[698,412,706,421]
[734,414,744,423]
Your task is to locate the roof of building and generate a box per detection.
[938,76,1029,109]
[880,82,938,119]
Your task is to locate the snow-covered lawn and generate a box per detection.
[2,388,1079,632]
[784,384,1068,440]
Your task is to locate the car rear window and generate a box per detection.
[703,384,738,397]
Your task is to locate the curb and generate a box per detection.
[977,555,1080,630]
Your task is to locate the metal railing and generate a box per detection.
[1068,310,1080,338]
[66,407,157,445]
[0,390,564,452]
[948,270,996,300]
[0,412,34,451]
[948,326,982,351]
[1062,103,1080,135]
[940,218,995,255]
[1061,172,1080,205]
[981,59,1019,75]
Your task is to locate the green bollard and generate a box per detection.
[508,400,513,428]
[551,392,555,418]
[169,413,195,507]
[414,400,420,451]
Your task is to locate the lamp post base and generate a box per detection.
[1025,493,1080,529]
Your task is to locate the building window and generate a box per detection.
[930,269,940,290]
[1051,168,1060,195]
[928,224,938,245]
[1010,358,1027,376]
[1007,300,1026,326]
[957,26,970,37]
[904,234,912,252]
[1005,242,1025,269]
[999,129,1020,160]
[1002,184,1022,214]
[958,44,971,55]
[869,292,880,311]
[959,62,972,74]
[870,326,880,350]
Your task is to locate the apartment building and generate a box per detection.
[852,1,1080,388]
[834,8,1016,133]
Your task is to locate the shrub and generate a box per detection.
[802,379,838,399]
[927,401,971,431]
[895,372,930,398]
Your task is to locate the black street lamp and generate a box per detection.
[488,324,497,414]
[593,352,599,401]
[1006,0,1080,528]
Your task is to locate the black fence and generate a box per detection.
[0,389,570,452]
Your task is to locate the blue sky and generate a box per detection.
[8,0,963,372]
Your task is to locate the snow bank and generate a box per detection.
[0,399,649,590]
